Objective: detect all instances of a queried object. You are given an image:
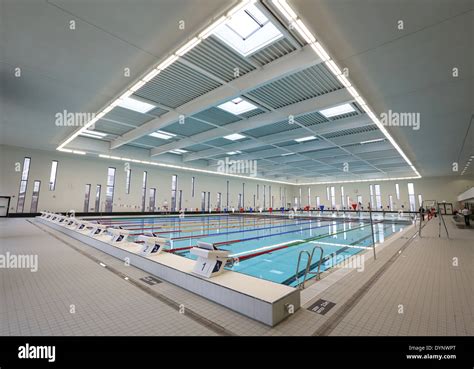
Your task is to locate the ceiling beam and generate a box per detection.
[110,44,321,149]
[151,88,352,156]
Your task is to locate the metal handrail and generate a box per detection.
[296,245,324,289]
[296,250,311,289]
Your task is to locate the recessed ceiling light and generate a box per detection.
[80,129,107,139]
[320,103,356,118]
[295,136,316,143]
[117,97,155,113]
[218,98,258,115]
[149,130,176,140]
[360,138,385,144]
[281,153,295,156]
[169,149,188,155]
[224,133,246,141]
[213,4,283,56]
[227,150,242,155]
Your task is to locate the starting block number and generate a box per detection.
[193,258,222,278]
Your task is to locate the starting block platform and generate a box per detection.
[36,216,300,326]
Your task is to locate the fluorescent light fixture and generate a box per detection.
[320,103,356,118]
[354,95,366,106]
[227,150,242,155]
[295,136,316,143]
[58,148,72,153]
[176,37,201,56]
[117,97,155,113]
[272,0,297,21]
[218,98,257,115]
[360,138,385,144]
[223,133,246,141]
[337,74,352,88]
[199,16,228,39]
[119,90,134,100]
[169,149,188,155]
[292,19,315,43]
[72,150,86,155]
[310,42,330,62]
[347,86,360,98]
[99,154,111,158]
[157,55,179,71]
[213,4,283,56]
[281,152,294,156]
[149,130,176,140]
[142,69,160,82]
[80,129,107,139]
[325,60,342,76]
[130,80,146,92]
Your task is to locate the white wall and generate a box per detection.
[0,145,294,213]
[291,176,474,211]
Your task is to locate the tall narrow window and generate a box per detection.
[357,195,362,206]
[389,195,393,211]
[84,184,91,212]
[178,190,183,211]
[125,169,131,194]
[269,185,272,208]
[207,192,211,211]
[217,192,222,210]
[242,183,245,208]
[308,188,311,207]
[226,181,229,208]
[95,185,101,212]
[105,167,116,212]
[253,194,256,208]
[238,194,242,209]
[374,184,382,210]
[256,184,259,200]
[201,192,206,211]
[341,186,345,207]
[30,180,41,213]
[141,172,147,211]
[49,161,58,191]
[346,196,351,208]
[263,185,266,209]
[16,157,31,213]
[369,185,375,208]
[326,186,330,201]
[171,175,178,212]
[316,196,320,208]
[395,183,400,200]
[418,194,423,208]
[279,187,282,207]
[298,188,302,208]
[330,186,336,208]
[407,183,416,211]
[191,177,195,197]
[148,188,156,212]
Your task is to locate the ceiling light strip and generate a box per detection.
[271,0,420,179]
[57,0,253,151]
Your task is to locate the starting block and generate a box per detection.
[89,223,108,237]
[107,228,130,244]
[190,241,229,278]
[76,220,93,233]
[135,235,169,256]
[64,217,79,229]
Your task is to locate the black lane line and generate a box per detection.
[29,220,236,336]
[312,223,425,336]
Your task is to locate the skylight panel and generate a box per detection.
[117,97,155,113]
[295,136,316,143]
[213,4,283,56]
[80,130,107,139]
[169,149,188,155]
[218,98,257,115]
[149,130,176,140]
[223,133,246,141]
[320,103,356,118]
[227,150,242,155]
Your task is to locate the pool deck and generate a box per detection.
[0,216,472,336]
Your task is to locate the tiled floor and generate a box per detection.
[0,217,472,336]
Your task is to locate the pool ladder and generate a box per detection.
[296,246,324,289]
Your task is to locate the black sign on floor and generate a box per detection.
[140,276,162,285]
[307,298,336,315]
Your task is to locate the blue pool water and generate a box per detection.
[88,214,409,287]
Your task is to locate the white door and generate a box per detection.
[0,197,10,217]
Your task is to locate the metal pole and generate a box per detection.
[369,206,376,260]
